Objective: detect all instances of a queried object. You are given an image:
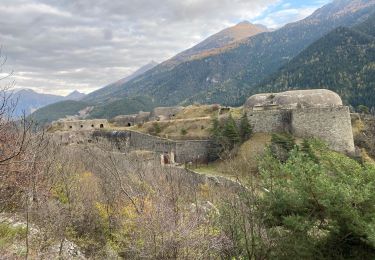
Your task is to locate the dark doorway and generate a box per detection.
[100,124,104,128]
[164,154,170,164]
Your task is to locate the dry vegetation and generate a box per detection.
[126,104,221,139]
[131,118,212,139]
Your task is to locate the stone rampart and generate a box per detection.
[247,109,291,133]
[92,130,219,164]
[292,106,355,153]
[52,119,108,131]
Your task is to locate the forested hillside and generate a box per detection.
[85,0,375,107]
[255,13,375,109]
[30,100,90,125]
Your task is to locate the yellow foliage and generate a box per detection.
[95,202,112,222]
[352,118,365,137]
[121,203,138,220]
[199,183,210,199]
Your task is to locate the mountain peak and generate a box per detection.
[236,20,251,26]
[65,90,86,101]
[166,20,268,64]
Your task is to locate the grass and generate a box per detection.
[174,104,219,119]
[130,117,213,140]
[0,222,26,250]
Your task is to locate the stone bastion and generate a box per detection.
[244,89,355,154]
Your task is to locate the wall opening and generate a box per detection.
[127,123,132,127]
[80,125,83,128]
[91,124,94,128]
[163,154,170,164]
[100,124,104,128]
[69,126,72,129]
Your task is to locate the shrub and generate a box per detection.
[180,128,187,136]
[149,122,162,135]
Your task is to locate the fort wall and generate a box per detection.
[245,106,355,153]
[52,119,108,131]
[247,109,291,133]
[91,130,219,164]
[292,106,355,153]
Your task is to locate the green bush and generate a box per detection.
[149,122,162,135]
[258,140,375,259]
[180,128,188,136]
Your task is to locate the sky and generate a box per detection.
[0,0,331,96]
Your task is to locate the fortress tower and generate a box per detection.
[244,89,355,154]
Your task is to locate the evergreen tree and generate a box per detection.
[258,140,375,259]
[211,117,221,141]
[222,115,240,149]
[239,113,252,142]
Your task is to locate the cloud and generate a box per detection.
[0,0,325,95]
[254,7,317,29]
[253,0,331,29]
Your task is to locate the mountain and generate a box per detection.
[31,61,161,124]
[83,22,268,103]
[165,21,268,65]
[30,100,90,125]
[83,61,158,103]
[253,12,375,109]
[10,89,87,116]
[84,0,375,107]
[30,95,157,124]
[65,90,86,101]
[11,89,64,116]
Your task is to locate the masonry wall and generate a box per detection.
[292,106,355,153]
[247,109,291,133]
[54,119,108,131]
[175,140,218,163]
[128,131,176,153]
[91,130,218,163]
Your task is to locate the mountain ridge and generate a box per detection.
[86,0,375,107]
[83,22,268,103]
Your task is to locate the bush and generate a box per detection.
[180,128,187,136]
[149,122,162,135]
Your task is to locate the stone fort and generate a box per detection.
[244,89,355,154]
[50,89,355,158]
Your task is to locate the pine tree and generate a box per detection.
[239,113,252,142]
[223,115,240,149]
[211,117,221,141]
